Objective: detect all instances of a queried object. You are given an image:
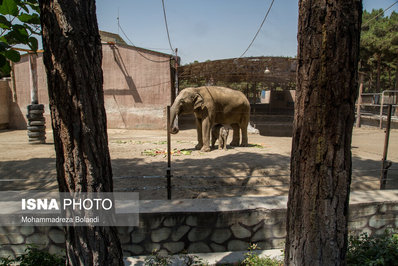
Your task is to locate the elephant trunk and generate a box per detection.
[170,104,179,134]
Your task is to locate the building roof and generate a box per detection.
[99,31,127,45]
[99,30,177,61]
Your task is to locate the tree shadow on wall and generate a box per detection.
[105,45,142,103]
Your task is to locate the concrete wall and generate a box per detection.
[102,44,173,129]
[7,44,173,130]
[1,190,397,259]
[10,54,50,129]
[0,80,10,129]
[258,90,295,109]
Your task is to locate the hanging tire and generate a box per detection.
[27,104,44,111]
[27,126,46,132]
[28,120,45,126]
[28,131,46,138]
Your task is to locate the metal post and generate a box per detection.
[10,61,17,102]
[173,48,179,129]
[380,104,392,190]
[379,91,385,129]
[356,74,364,128]
[166,106,172,199]
[29,53,38,104]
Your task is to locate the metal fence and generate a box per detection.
[356,90,398,128]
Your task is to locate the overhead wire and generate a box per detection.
[161,0,175,54]
[362,0,398,27]
[117,16,171,63]
[238,0,275,59]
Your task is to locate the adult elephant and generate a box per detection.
[170,86,250,152]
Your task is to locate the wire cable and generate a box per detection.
[363,0,398,27]
[161,0,175,53]
[238,0,275,59]
[117,18,171,63]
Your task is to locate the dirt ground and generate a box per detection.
[0,127,397,200]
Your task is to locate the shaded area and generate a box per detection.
[112,152,291,199]
[0,152,396,199]
[0,158,57,191]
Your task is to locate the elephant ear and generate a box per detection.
[193,93,204,110]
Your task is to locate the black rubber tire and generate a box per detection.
[27,104,44,111]
[28,131,46,138]
[29,135,46,140]
[28,109,45,114]
[27,126,46,132]
[28,138,46,144]
[26,113,44,120]
[28,120,45,126]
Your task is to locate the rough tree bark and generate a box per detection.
[285,1,362,265]
[39,0,123,265]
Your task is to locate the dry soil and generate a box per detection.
[0,127,397,200]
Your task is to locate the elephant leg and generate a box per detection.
[195,118,203,150]
[223,134,228,150]
[218,135,223,150]
[201,118,211,152]
[240,121,249,147]
[211,127,217,149]
[230,124,240,146]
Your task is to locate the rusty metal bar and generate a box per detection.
[166,105,172,199]
[356,74,364,128]
[380,104,392,190]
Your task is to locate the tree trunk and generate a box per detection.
[285,1,362,265]
[395,58,398,90]
[377,53,381,92]
[39,1,123,265]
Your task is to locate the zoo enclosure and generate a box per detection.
[110,107,398,200]
[356,90,398,129]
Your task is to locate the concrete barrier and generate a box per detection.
[1,190,397,259]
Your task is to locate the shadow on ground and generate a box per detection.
[1,153,396,199]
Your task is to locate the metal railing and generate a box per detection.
[356,90,398,128]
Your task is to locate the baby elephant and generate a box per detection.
[211,124,230,150]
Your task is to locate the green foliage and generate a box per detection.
[144,250,172,266]
[0,0,40,77]
[360,9,398,92]
[347,230,398,266]
[0,245,65,266]
[241,244,283,266]
[177,253,208,266]
[144,249,208,266]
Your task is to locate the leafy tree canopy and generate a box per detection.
[0,0,40,77]
[360,9,398,91]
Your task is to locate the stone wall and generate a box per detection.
[1,191,397,259]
